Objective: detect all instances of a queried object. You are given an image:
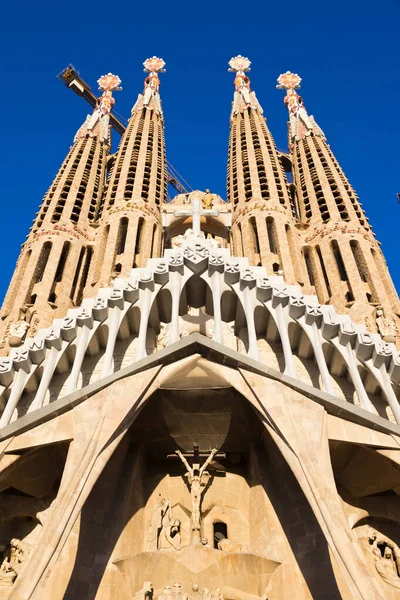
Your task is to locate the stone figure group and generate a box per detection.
[147,496,181,551]
[175,448,218,542]
[136,581,223,600]
[136,581,268,600]
[0,538,30,587]
[368,528,400,588]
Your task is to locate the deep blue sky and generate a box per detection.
[1,0,399,302]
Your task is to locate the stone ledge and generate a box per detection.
[1,333,400,442]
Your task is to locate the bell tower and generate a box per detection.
[0,72,121,353]
[277,71,400,341]
[85,57,167,293]
[227,56,304,285]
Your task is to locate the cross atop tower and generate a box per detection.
[173,194,219,236]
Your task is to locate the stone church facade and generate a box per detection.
[0,56,400,599]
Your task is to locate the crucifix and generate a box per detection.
[175,445,219,544]
[173,195,220,236]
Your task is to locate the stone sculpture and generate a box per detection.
[368,528,400,588]
[147,496,181,551]
[157,582,224,600]
[9,305,35,347]
[159,585,172,600]
[135,581,154,600]
[376,308,398,343]
[171,581,188,600]
[202,190,214,210]
[176,448,218,542]
[0,557,16,588]
[159,513,181,551]
[190,584,202,600]
[157,323,170,349]
[0,538,29,588]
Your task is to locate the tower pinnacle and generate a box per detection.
[227,57,302,282]
[277,71,324,143]
[136,56,166,118]
[278,71,400,338]
[0,72,119,351]
[84,58,167,292]
[228,55,262,119]
[76,73,121,143]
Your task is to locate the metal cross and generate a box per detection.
[174,196,220,236]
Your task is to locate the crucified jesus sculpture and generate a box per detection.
[175,447,218,542]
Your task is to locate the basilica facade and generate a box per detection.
[0,56,400,599]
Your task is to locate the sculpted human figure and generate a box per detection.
[0,557,17,587]
[172,581,188,600]
[190,584,202,600]
[9,538,29,576]
[376,308,397,343]
[368,528,400,588]
[159,585,172,600]
[147,495,170,551]
[159,512,181,551]
[202,189,214,210]
[0,538,30,587]
[135,581,154,600]
[148,495,181,551]
[175,448,218,537]
[9,305,35,348]
[157,323,170,349]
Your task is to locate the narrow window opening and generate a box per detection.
[116,217,129,256]
[25,242,52,304]
[316,246,331,297]
[70,248,85,302]
[214,522,228,550]
[133,217,145,266]
[249,217,260,255]
[350,240,368,282]
[332,240,348,281]
[266,218,277,254]
[303,248,315,286]
[54,242,70,283]
[75,247,93,306]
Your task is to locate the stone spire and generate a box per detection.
[278,71,400,340]
[227,56,304,284]
[0,73,121,353]
[85,57,167,292]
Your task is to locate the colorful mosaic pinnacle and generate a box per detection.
[143,56,166,73]
[97,73,122,92]
[276,71,302,90]
[228,55,251,73]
